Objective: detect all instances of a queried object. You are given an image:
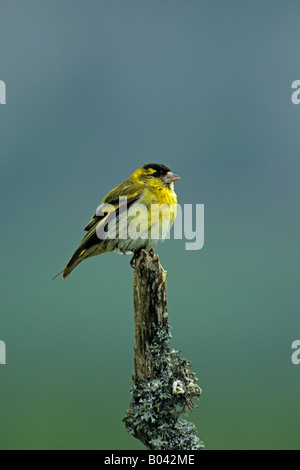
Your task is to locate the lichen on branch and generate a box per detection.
[123,250,204,450]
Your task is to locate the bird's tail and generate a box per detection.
[52,245,102,280]
[52,248,88,280]
[52,267,65,280]
[52,261,81,280]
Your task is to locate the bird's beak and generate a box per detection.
[162,171,181,183]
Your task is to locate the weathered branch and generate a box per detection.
[123,249,204,450]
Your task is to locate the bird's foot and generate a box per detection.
[130,250,141,269]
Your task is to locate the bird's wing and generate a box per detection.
[84,182,144,232]
[102,181,143,206]
[74,182,143,255]
[53,181,145,279]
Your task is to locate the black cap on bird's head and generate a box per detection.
[143,163,180,183]
[143,163,170,175]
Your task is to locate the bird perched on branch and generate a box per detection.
[53,163,180,279]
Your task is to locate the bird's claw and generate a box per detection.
[130,251,140,269]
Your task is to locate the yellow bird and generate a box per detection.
[53,163,180,279]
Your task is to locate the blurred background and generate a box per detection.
[0,0,299,450]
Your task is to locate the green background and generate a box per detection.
[0,1,299,450]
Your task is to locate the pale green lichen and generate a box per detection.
[124,323,204,450]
